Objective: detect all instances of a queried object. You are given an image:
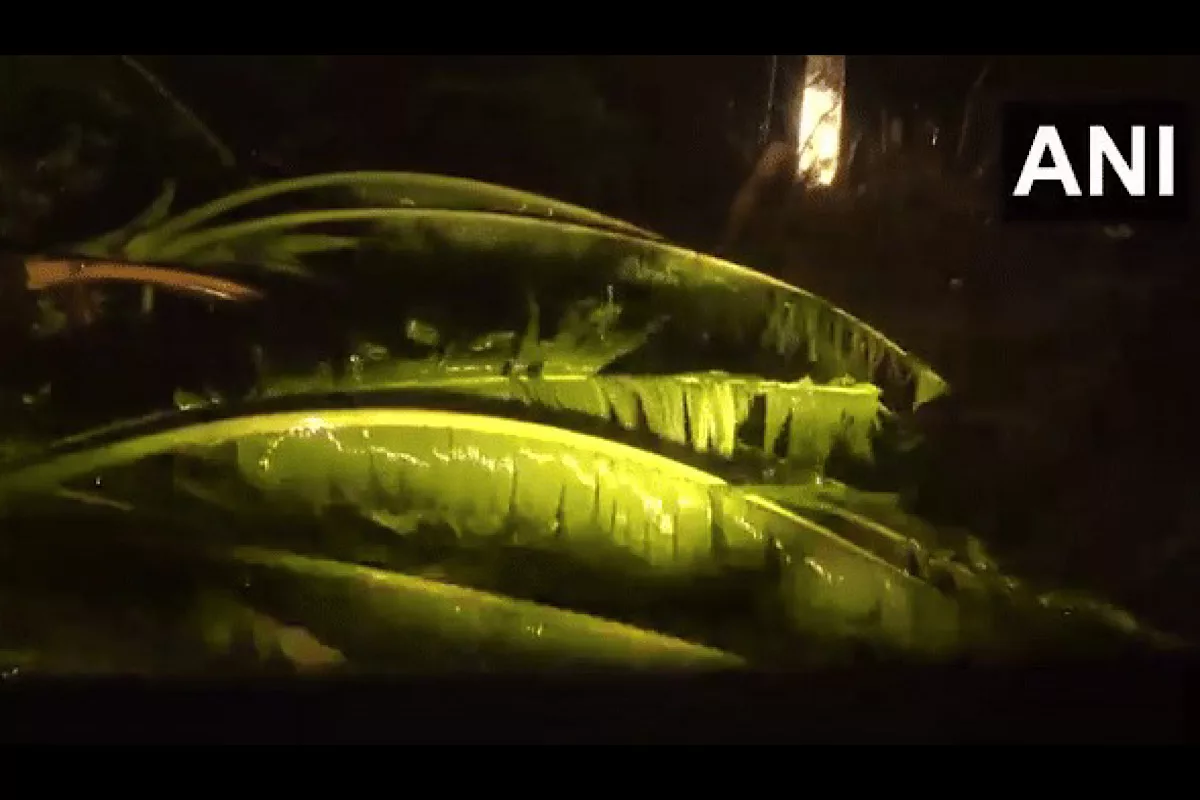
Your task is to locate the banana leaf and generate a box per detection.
[243,286,887,473]
[0,394,1163,662]
[254,374,883,473]
[1,257,884,475]
[0,499,741,674]
[211,209,943,409]
[75,171,659,262]
[65,173,947,412]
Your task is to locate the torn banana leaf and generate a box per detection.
[245,211,942,409]
[256,370,884,472]
[225,284,887,472]
[0,400,1153,660]
[69,182,947,411]
[76,171,658,260]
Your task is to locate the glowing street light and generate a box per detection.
[796,55,845,186]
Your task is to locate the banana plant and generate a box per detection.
[5,172,1164,674]
[0,392,1168,671]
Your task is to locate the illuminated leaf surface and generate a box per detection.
[0,402,1166,672]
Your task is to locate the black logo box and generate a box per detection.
[1000,101,1191,223]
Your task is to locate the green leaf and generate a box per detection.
[99,210,945,410]
[105,171,658,260]
[3,397,1156,658]
[64,173,947,412]
[257,369,884,474]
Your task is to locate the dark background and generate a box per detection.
[7,55,1198,245]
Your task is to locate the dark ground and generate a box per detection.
[3,659,1197,743]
